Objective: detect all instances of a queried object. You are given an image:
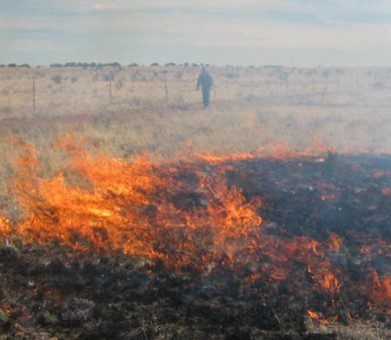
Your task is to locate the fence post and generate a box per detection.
[6,90,11,109]
[109,78,113,105]
[32,76,36,114]
[165,82,168,102]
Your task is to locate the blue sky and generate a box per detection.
[1,0,390,66]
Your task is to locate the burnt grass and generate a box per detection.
[0,154,390,339]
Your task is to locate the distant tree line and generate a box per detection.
[47,62,202,68]
[0,63,31,68]
[0,62,204,68]
[0,62,123,69]
[49,62,123,68]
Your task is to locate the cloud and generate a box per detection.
[81,9,391,49]
[92,0,284,11]
[1,0,390,65]
[89,0,391,17]
[93,3,120,12]
[338,0,391,13]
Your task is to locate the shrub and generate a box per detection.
[174,72,183,79]
[373,82,385,89]
[51,75,62,84]
[109,62,121,68]
[104,73,115,82]
[226,72,238,79]
[115,79,125,90]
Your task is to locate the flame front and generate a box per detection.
[1,138,389,323]
[10,141,264,267]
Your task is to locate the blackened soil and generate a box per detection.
[0,154,390,339]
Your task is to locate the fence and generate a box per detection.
[0,67,388,119]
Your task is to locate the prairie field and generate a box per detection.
[0,65,390,338]
[1,65,390,155]
[1,66,390,204]
[1,65,390,218]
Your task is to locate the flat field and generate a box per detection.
[1,65,390,214]
[0,65,390,338]
[1,65,390,154]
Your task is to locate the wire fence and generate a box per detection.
[0,67,389,119]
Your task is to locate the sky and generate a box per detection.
[1,0,391,67]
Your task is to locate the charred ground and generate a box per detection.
[0,65,390,339]
[0,153,389,339]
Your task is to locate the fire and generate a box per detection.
[87,208,113,217]
[320,272,341,293]
[193,152,255,164]
[8,140,264,267]
[306,310,337,325]
[306,310,323,322]
[0,136,389,322]
[369,270,391,307]
[0,216,10,238]
[329,233,342,252]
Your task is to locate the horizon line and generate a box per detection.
[1,62,390,69]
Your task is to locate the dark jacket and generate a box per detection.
[197,72,213,91]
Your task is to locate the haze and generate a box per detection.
[1,0,391,66]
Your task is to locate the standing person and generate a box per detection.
[197,67,213,108]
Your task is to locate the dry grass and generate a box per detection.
[0,66,390,215]
[308,320,391,339]
[0,66,390,192]
[0,65,390,338]
[1,65,390,119]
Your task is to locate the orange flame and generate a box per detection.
[369,270,391,307]
[9,142,263,268]
[1,137,389,312]
[306,310,336,325]
[0,217,10,238]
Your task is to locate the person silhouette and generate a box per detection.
[196,67,213,108]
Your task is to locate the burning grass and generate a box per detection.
[0,137,390,337]
[0,65,390,338]
[8,138,263,268]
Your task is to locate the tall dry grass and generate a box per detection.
[0,65,390,219]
